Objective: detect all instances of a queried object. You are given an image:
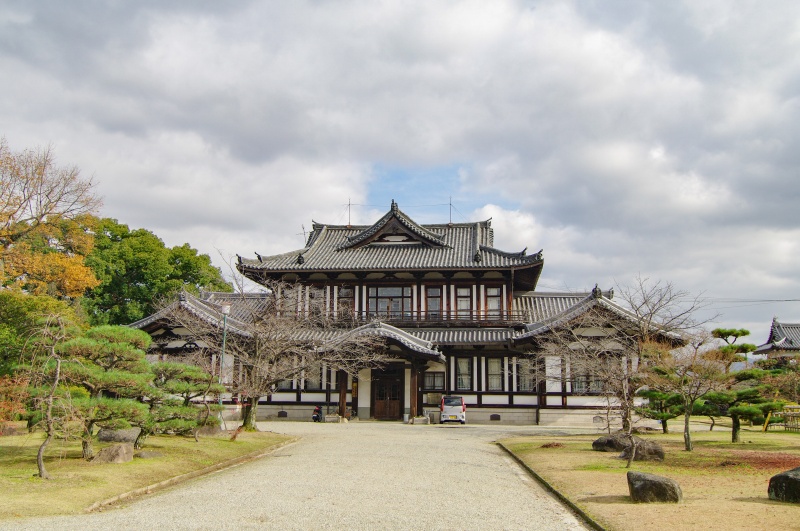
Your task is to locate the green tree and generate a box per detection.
[0,291,81,376]
[82,218,231,325]
[703,386,783,443]
[636,389,683,434]
[58,326,153,458]
[704,328,757,373]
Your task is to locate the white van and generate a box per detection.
[440,395,466,424]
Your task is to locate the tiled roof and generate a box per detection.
[337,200,447,250]
[755,318,800,353]
[513,287,682,345]
[238,203,542,274]
[409,328,516,345]
[512,291,609,322]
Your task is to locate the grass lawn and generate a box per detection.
[501,421,800,531]
[0,423,292,519]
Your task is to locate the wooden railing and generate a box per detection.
[330,310,531,326]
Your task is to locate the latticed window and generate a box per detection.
[304,363,322,390]
[368,286,412,318]
[572,375,605,395]
[487,358,503,391]
[456,358,472,390]
[456,288,471,319]
[424,371,445,390]
[486,287,502,319]
[517,358,538,392]
[426,286,442,320]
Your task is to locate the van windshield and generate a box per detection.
[443,397,462,406]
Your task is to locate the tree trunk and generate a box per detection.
[625,434,637,468]
[337,370,347,418]
[708,416,715,431]
[37,358,61,479]
[731,414,741,443]
[661,419,669,434]
[683,409,693,451]
[241,396,260,431]
[82,420,96,460]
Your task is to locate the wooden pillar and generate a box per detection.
[338,369,348,417]
[409,365,418,418]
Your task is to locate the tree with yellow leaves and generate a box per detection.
[1,138,101,297]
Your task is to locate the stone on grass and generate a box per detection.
[592,433,641,452]
[135,451,164,459]
[619,439,664,461]
[92,443,134,464]
[97,427,141,444]
[768,467,800,503]
[627,471,682,503]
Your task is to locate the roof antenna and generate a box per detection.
[347,197,351,227]
[449,197,453,225]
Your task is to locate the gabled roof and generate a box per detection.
[237,202,544,289]
[129,290,257,337]
[130,291,444,362]
[337,200,447,250]
[512,286,682,345]
[755,318,800,354]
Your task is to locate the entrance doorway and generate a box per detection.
[372,365,404,420]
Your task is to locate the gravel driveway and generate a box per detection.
[3,422,593,530]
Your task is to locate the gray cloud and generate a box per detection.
[1,0,798,342]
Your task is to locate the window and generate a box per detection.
[367,286,413,318]
[304,363,322,390]
[337,286,354,318]
[456,358,472,390]
[517,358,537,392]
[426,286,442,320]
[572,374,605,395]
[277,379,292,390]
[487,358,503,391]
[486,287,502,320]
[456,287,471,319]
[424,371,445,390]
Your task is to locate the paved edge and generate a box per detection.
[495,442,606,531]
[85,436,299,513]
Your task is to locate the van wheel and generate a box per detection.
[460,420,466,425]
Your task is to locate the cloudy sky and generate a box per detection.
[2,1,798,343]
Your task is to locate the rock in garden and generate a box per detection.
[619,439,664,461]
[135,450,164,459]
[768,467,800,503]
[92,443,134,464]
[627,471,682,503]
[592,433,641,452]
[97,427,141,443]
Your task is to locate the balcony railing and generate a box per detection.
[330,310,531,326]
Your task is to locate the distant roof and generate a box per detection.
[237,201,544,289]
[755,318,800,354]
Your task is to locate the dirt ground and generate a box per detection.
[502,428,800,531]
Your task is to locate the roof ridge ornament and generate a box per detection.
[391,199,398,212]
[592,284,602,298]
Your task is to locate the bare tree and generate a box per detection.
[0,138,101,250]
[523,277,714,462]
[166,281,389,430]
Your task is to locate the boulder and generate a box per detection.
[97,427,141,444]
[768,467,800,503]
[92,443,134,464]
[592,433,642,452]
[627,471,682,503]
[619,439,665,461]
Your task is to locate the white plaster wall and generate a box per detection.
[481,395,510,405]
[358,368,372,418]
[545,356,562,393]
[513,395,539,405]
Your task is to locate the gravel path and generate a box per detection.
[3,422,592,530]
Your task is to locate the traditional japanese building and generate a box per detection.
[133,201,654,425]
[755,318,800,361]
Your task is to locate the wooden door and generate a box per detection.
[372,367,403,420]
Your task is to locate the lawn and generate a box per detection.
[501,423,800,531]
[0,423,292,519]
